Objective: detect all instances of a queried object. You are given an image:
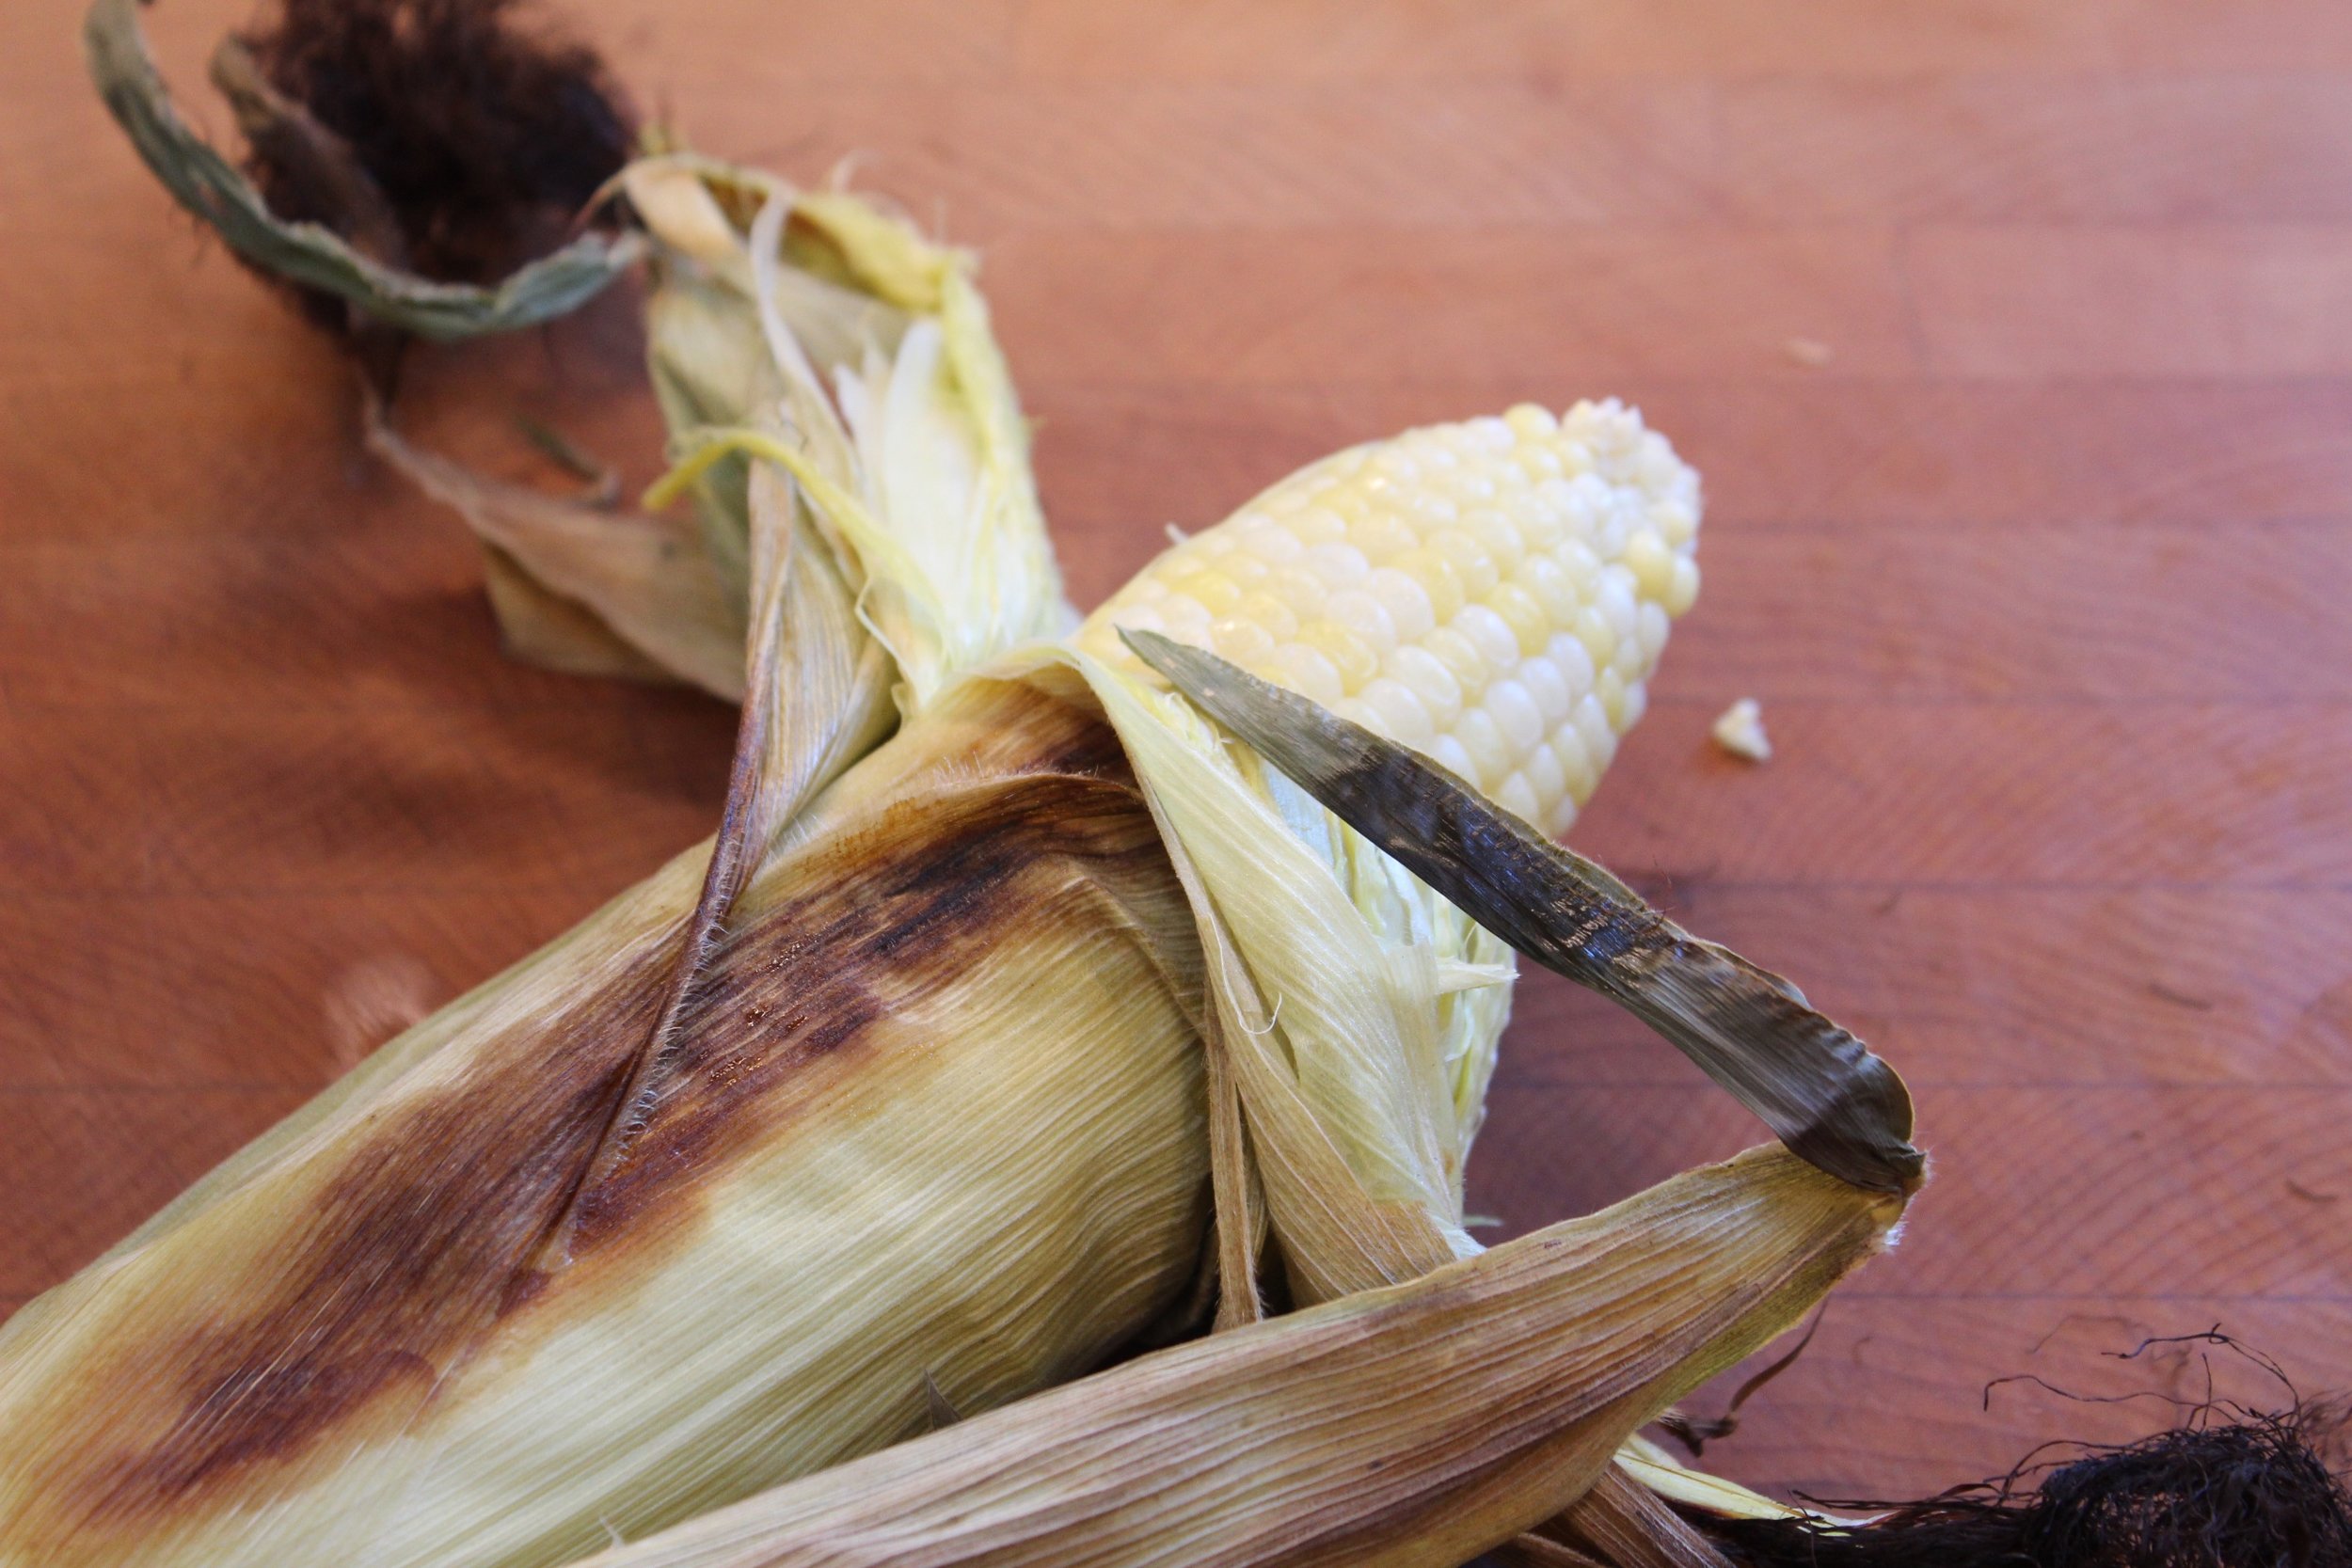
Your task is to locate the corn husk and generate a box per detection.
[1078,630,1923,1549]
[629,156,1072,711]
[365,404,753,699]
[110,4,1071,721]
[1119,631,1922,1198]
[365,156,1067,721]
[0,443,1908,1566]
[0,658,1211,1568]
[1001,591,1543,1313]
[8,331,1909,1568]
[0,438,1912,1568]
[555,1146,1906,1568]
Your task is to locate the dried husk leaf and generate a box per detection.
[1550,1467,1738,1568]
[365,403,749,701]
[1496,1537,1611,1568]
[1120,631,1925,1197]
[82,0,639,341]
[478,544,682,686]
[560,1146,1906,1568]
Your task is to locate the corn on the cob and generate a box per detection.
[1076,398,1700,839]
[37,81,1723,1560]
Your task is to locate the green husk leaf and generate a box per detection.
[202,34,407,268]
[1121,630,1925,1197]
[83,0,639,341]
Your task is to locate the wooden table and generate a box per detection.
[4,0,2347,1514]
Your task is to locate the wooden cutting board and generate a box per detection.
[3,0,2346,1511]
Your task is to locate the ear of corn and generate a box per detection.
[1056,400,1704,1301]
[1,400,1719,1566]
[33,51,1807,1538]
[1076,400,1700,840]
[1,387,1741,1568]
[65,8,1931,1557]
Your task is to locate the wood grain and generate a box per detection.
[1720,77,2352,223]
[1909,226,2352,376]
[1033,381,2352,557]
[988,228,1923,384]
[2,0,2346,1529]
[1501,890,2352,1087]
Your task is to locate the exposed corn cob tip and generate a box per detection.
[1077,400,1701,838]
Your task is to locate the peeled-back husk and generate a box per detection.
[559,1146,1906,1568]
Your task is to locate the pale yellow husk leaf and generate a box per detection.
[564,1146,1905,1568]
[629,156,1070,716]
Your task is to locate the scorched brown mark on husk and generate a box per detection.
[565,769,1175,1250]
[37,944,675,1531]
[26,732,1176,1540]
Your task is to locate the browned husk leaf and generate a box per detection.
[566,1146,1903,1568]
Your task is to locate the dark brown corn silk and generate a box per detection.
[1706,1409,2352,1568]
[87,0,646,341]
[237,0,634,293]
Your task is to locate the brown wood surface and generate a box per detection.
[4,0,2348,1516]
